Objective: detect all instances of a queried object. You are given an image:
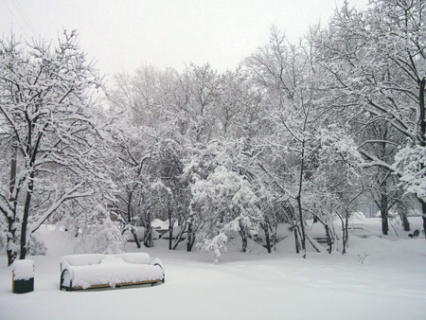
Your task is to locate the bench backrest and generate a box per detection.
[118,253,152,264]
[60,253,153,270]
[61,254,105,270]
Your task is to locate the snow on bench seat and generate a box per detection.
[60,253,164,291]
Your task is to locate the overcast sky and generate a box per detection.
[1,0,368,80]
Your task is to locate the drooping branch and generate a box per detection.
[29,182,93,234]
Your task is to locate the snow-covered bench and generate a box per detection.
[60,253,165,291]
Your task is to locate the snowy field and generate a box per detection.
[1,218,426,320]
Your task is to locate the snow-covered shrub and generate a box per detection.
[197,232,228,264]
[191,164,263,256]
[74,206,126,254]
[27,233,47,256]
[87,222,126,254]
[393,145,426,203]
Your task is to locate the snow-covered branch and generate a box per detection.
[29,182,93,234]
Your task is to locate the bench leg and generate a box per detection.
[60,270,72,291]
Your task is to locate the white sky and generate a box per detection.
[1,0,368,80]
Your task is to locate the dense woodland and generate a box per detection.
[1,0,425,265]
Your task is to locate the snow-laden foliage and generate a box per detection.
[26,233,47,256]
[183,140,263,261]
[319,126,362,162]
[393,145,426,203]
[197,231,228,264]
[317,125,364,180]
[74,205,126,254]
[191,165,261,229]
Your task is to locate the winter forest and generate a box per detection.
[1,0,426,267]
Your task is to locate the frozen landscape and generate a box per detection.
[1,217,425,320]
[1,1,426,319]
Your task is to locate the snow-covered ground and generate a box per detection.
[1,218,426,320]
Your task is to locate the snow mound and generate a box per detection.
[151,219,169,229]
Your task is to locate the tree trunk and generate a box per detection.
[186,214,195,252]
[380,194,389,236]
[19,171,35,260]
[7,143,18,266]
[126,192,141,248]
[306,234,321,253]
[144,215,153,247]
[239,226,248,253]
[172,225,186,250]
[131,229,141,248]
[380,209,389,236]
[127,192,133,224]
[168,225,173,250]
[167,208,174,250]
[399,210,410,232]
[296,139,307,258]
[296,195,306,257]
[325,224,333,254]
[9,141,17,197]
[6,216,18,266]
[342,212,350,255]
[293,226,300,254]
[262,222,272,253]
